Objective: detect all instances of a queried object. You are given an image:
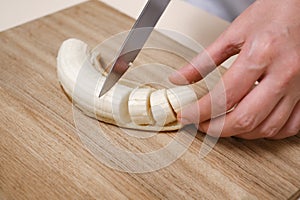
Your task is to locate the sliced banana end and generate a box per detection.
[57,38,90,94]
[167,86,198,114]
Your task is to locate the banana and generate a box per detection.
[128,87,154,126]
[57,38,204,131]
[57,38,89,95]
[96,83,133,125]
[167,86,198,114]
[150,89,176,127]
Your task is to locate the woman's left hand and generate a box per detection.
[169,0,300,139]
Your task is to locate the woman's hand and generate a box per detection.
[169,0,300,139]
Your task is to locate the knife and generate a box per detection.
[98,0,171,97]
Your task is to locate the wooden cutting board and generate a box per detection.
[0,1,299,199]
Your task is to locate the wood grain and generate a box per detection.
[0,1,299,199]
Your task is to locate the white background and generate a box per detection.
[0,0,235,67]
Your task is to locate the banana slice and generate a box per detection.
[96,84,133,125]
[167,86,197,114]
[57,38,203,131]
[150,89,176,127]
[128,87,154,125]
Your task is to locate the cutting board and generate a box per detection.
[0,1,299,199]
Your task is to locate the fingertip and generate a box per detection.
[178,116,191,126]
[176,111,186,125]
[177,101,201,126]
[169,71,190,85]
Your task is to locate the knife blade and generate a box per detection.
[98,0,171,97]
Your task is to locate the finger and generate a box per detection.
[178,47,265,125]
[268,101,300,140]
[169,31,243,85]
[197,76,284,137]
[236,96,296,140]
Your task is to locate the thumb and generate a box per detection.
[169,31,241,85]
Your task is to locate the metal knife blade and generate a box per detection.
[98,0,171,97]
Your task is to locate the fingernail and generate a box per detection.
[178,102,201,125]
[169,72,189,85]
[177,111,192,125]
[178,117,191,126]
[169,72,179,82]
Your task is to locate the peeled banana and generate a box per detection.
[128,87,154,125]
[150,89,177,127]
[57,38,201,131]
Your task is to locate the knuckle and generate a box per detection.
[223,28,243,44]
[263,127,280,138]
[233,114,257,133]
[275,79,289,91]
[245,32,276,68]
[244,52,268,72]
[281,59,300,84]
[286,126,300,136]
[224,39,243,54]
[257,31,279,51]
[268,83,285,97]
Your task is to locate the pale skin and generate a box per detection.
[169,0,300,139]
